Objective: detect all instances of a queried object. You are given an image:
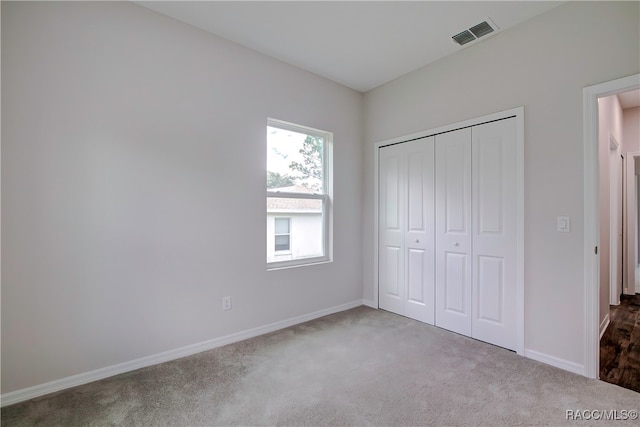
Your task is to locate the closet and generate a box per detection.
[378,115,518,351]
[379,137,436,325]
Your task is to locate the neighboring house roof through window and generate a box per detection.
[267,185,322,212]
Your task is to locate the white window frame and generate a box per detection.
[267,118,333,270]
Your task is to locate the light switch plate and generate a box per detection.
[557,216,570,232]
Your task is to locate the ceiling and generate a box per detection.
[618,89,640,109]
[135,1,564,92]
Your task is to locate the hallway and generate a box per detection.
[600,294,640,393]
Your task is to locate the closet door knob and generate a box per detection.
[454,242,459,247]
[415,239,420,243]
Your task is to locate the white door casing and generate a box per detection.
[609,135,622,304]
[625,152,640,296]
[616,151,623,297]
[435,127,473,336]
[583,73,639,379]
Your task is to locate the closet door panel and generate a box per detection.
[435,128,472,336]
[476,255,504,322]
[404,138,435,324]
[472,118,517,350]
[378,144,405,315]
[384,246,402,297]
[407,248,426,302]
[444,252,468,313]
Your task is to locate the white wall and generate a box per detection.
[598,94,623,321]
[1,1,363,394]
[623,107,640,153]
[363,1,639,370]
[623,107,640,270]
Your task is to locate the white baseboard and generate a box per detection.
[524,348,585,376]
[599,313,610,340]
[1,299,364,407]
[362,299,377,309]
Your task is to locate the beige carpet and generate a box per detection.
[2,306,639,426]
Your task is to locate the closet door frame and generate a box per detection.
[373,107,525,356]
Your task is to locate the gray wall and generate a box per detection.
[1,1,363,394]
[363,1,639,369]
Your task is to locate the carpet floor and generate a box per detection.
[2,306,639,426]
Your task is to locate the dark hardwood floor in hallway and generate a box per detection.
[600,293,640,393]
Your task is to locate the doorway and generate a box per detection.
[584,73,640,380]
[599,94,640,393]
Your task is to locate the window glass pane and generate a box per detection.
[267,197,322,212]
[274,218,290,234]
[267,126,323,193]
[274,235,290,251]
[267,119,330,267]
[267,197,325,262]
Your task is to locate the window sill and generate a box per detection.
[267,256,332,271]
[274,250,292,255]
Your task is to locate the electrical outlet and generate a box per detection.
[222,296,232,311]
[557,216,570,232]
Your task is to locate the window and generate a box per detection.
[274,218,291,252]
[267,119,332,268]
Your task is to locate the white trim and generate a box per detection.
[583,73,640,380]
[524,349,585,376]
[599,312,610,340]
[515,107,525,356]
[372,107,525,355]
[266,191,325,199]
[373,138,380,309]
[609,137,621,306]
[0,299,364,407]
[624,152,640,297]
[362,299,377,309]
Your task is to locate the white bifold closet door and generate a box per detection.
[435,128,473,336]
[378,117,517,351]
[378,138,436,325]
[434,118,517,350]
[470,119,517,350]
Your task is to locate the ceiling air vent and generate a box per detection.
[452,19,499,46]
[469,21,494,38]
[452,30,476,46]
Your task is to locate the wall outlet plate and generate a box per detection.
[222,296,232,311]
[557,216,570,232]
